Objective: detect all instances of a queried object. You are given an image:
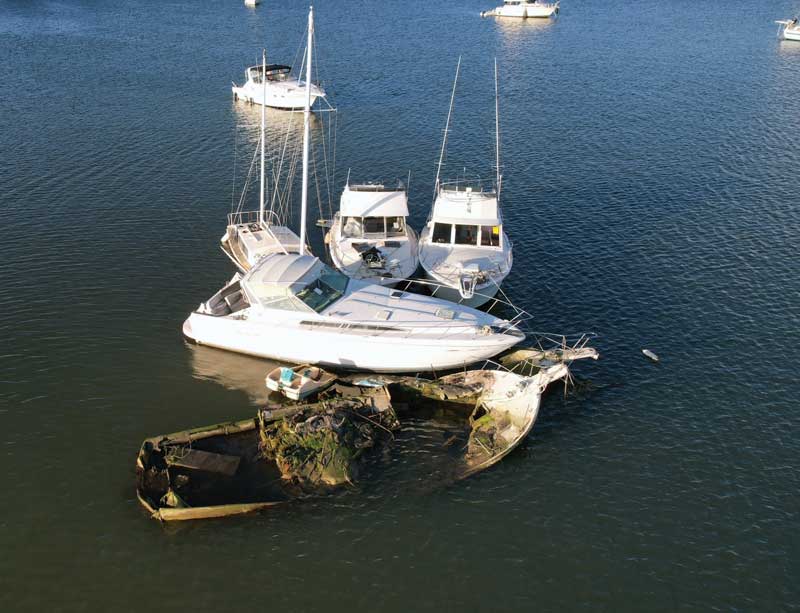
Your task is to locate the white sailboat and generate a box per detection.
[776,17,800,41]
[481,0,560,19]
[326,179,419,286]
[221,50,305,273]
[184,9,527,373]
[418,59,513,309]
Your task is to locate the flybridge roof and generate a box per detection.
[432,187,501,226]
[340,185,409,218]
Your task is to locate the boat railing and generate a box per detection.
[227,209,283,227]
[439,177,496,194]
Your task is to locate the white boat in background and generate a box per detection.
[185,9,526,373]
[326,180,419,286]
[244,0,260,7]
[418,58,512,309]
[776,18,800,41]
[481,0,559,18]
[222,51,305,272]
[232,64,326,110]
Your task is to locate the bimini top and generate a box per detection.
[242,253,321,300]
[248,64,292,75]
[340,184,409,218]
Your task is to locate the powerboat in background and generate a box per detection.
[326,180,419,286]
[481,0,560,19]
[232,64,326,110]
[776,18,800,41]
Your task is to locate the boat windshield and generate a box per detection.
[294,267,349,313]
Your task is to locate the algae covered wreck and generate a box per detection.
[136,340,598,522]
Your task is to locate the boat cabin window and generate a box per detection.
[454,224,478,246]
[343,216,406,239]
[294,267,349,313]
[363,217,385,236]
[386,217,405,237]
[480,225,501,247]
[343,217,363,238]
[432,223,452,244]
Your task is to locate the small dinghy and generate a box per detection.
[265,364,336,401]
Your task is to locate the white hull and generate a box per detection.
[484,2,559,18]
[183,313,520,373]
[784,28,800,41]
[232,82,324,110]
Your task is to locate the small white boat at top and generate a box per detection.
[266,364,336,401]
[244,0,260,7]
[326,180,419,286]
[185,9,526,373]
[776,18,800,41]
[232,63,326,110]
[418,58,512,309]
[481,0,560,18]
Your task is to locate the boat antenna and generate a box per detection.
[494,57,502,202]
[434,55,461,204]
[299,6,313,256]
[259,49,267,226]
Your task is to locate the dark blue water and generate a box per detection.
[1,0,799,610]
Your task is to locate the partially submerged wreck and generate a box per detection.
[137,341,599,522]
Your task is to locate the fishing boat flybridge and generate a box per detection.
[776,18,800,41]
[186,9,526,372]
[222,50,305,273]
[418,58,512,309]
[232,62,327,110]
[326,180,419,286]
[481,0,560,19]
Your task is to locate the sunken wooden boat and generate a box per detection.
[136,383,397,522]
[136,418,287,521]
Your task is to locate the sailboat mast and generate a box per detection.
[299,6,313,256]
[434,56,461,203]
[259,49,266,226]
[494,58,502,202]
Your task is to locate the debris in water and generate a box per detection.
[642,349,659,362]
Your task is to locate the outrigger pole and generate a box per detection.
[434,55,461,204]
[494,57,502,202]
[259,49,267,226]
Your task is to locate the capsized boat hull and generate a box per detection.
[183,313,522,373]
[784,28,800,41]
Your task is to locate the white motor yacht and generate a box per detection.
[482,0,559,18]
[326,181,419,286]
[776,18,800,41]
[232,63,326,110]
[418,58,513,309]
[183,253,524,373]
